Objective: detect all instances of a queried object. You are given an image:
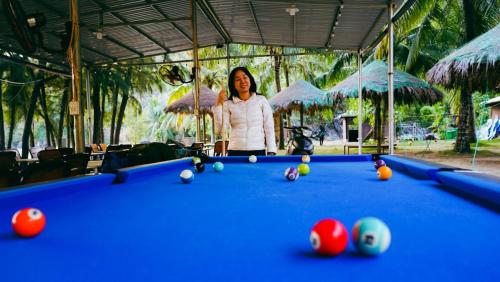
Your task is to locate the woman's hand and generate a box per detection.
[216,89,227,106]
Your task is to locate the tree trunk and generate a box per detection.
[39,80,54,147]
[21,83,41,158]
[100,77,107,144]
[91,71,102,144]
[114,88,129,144]
[462,0,478,42]
[455,83,472,153]
[374,97,382,153]
[0,80,5,150]
[467,82,476,143]
[7,97,16,148]
[58,80,70,147]
[272,48,284,150]
[110,84,119,144]
[69,113,75,148]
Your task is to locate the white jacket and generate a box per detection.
[213,93,277,153]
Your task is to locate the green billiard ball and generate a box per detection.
[192,157,201,164]
[297,163,310,176]
[213,161,224,172]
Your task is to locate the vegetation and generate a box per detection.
[0,0,498,154]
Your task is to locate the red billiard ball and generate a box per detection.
[12,208,46,238]
[309,218,348,256]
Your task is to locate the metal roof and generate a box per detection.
[0,0,406,67]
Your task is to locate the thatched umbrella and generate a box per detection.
[426,24,499,92]
[269,79,329,126]
[164,86,218,143]
[329,60,443,150]
[426,24,499,153]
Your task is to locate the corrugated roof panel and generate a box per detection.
[0,0,408,65]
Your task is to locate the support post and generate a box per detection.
[68,0,84,152]
[191,0,201,142]
[357,50,363,155]
[85,67,92,145]
[222,43,230,156]
[388,2,395,154]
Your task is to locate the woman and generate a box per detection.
[214,67,277,156]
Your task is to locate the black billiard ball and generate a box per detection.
[195,162,205,173]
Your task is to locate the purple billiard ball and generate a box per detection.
[374,159,386,170]
[285,167,299,181]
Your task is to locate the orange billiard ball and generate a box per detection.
[12,208,46,238]
[377,166,393,180]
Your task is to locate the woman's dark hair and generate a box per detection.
[228,67,259,100]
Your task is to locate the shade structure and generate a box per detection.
[164,86,217,115]
[426,24,500,92]
[0,0,407,67]
[329,60,443,104]
[269,79,329,113]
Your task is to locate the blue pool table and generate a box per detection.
[1,155,499,282]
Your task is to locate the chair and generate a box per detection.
[21,162,66,185]
[29,147,43,159]
[58,147,75,158]
[0,151,21,188]
[37,149,63,163]
[214,140,229,156]
[127,143,176,167]
[106,144,122,152]
[120,144,132,150]
[64,153,90,176]
[3,148,21,160]
[90,144,100,153]
[99,143,108,152]
[186,142,204,157]
[100,150,129,173]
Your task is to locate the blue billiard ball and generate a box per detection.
[213,162,224,172]
[284,167,299,181]
[180,169,194,184]
[352,217,391,256]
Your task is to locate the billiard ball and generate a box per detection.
[180,169,194,183]
[352,217,391,256]
[249,155,257,163]
[297,163,310,176]
[301,155,311,163]
[374,159,386,170]
[12,208,46,238]
[310,218,348,256]
[284,167,299,181]
[213,161,224,172]
[194,162,205,173]
[377,166,392,180]
[192,157,201,164]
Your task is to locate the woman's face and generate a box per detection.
[234,70,251,94]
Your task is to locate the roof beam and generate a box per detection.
[359,8,386,49]
[253,0,387,8]
[325,5,341,47]
[196,0,232,43]
[0,52,71,78]
[101,17,190,28]
[81,0,172,17]
[89,0,170,53]
[87,28,144,57]
[364,0,418,52]
[248,1,264,44]
[150,4,193,44]
[37,0,142,59]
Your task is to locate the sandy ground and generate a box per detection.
[277,139,500,177]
